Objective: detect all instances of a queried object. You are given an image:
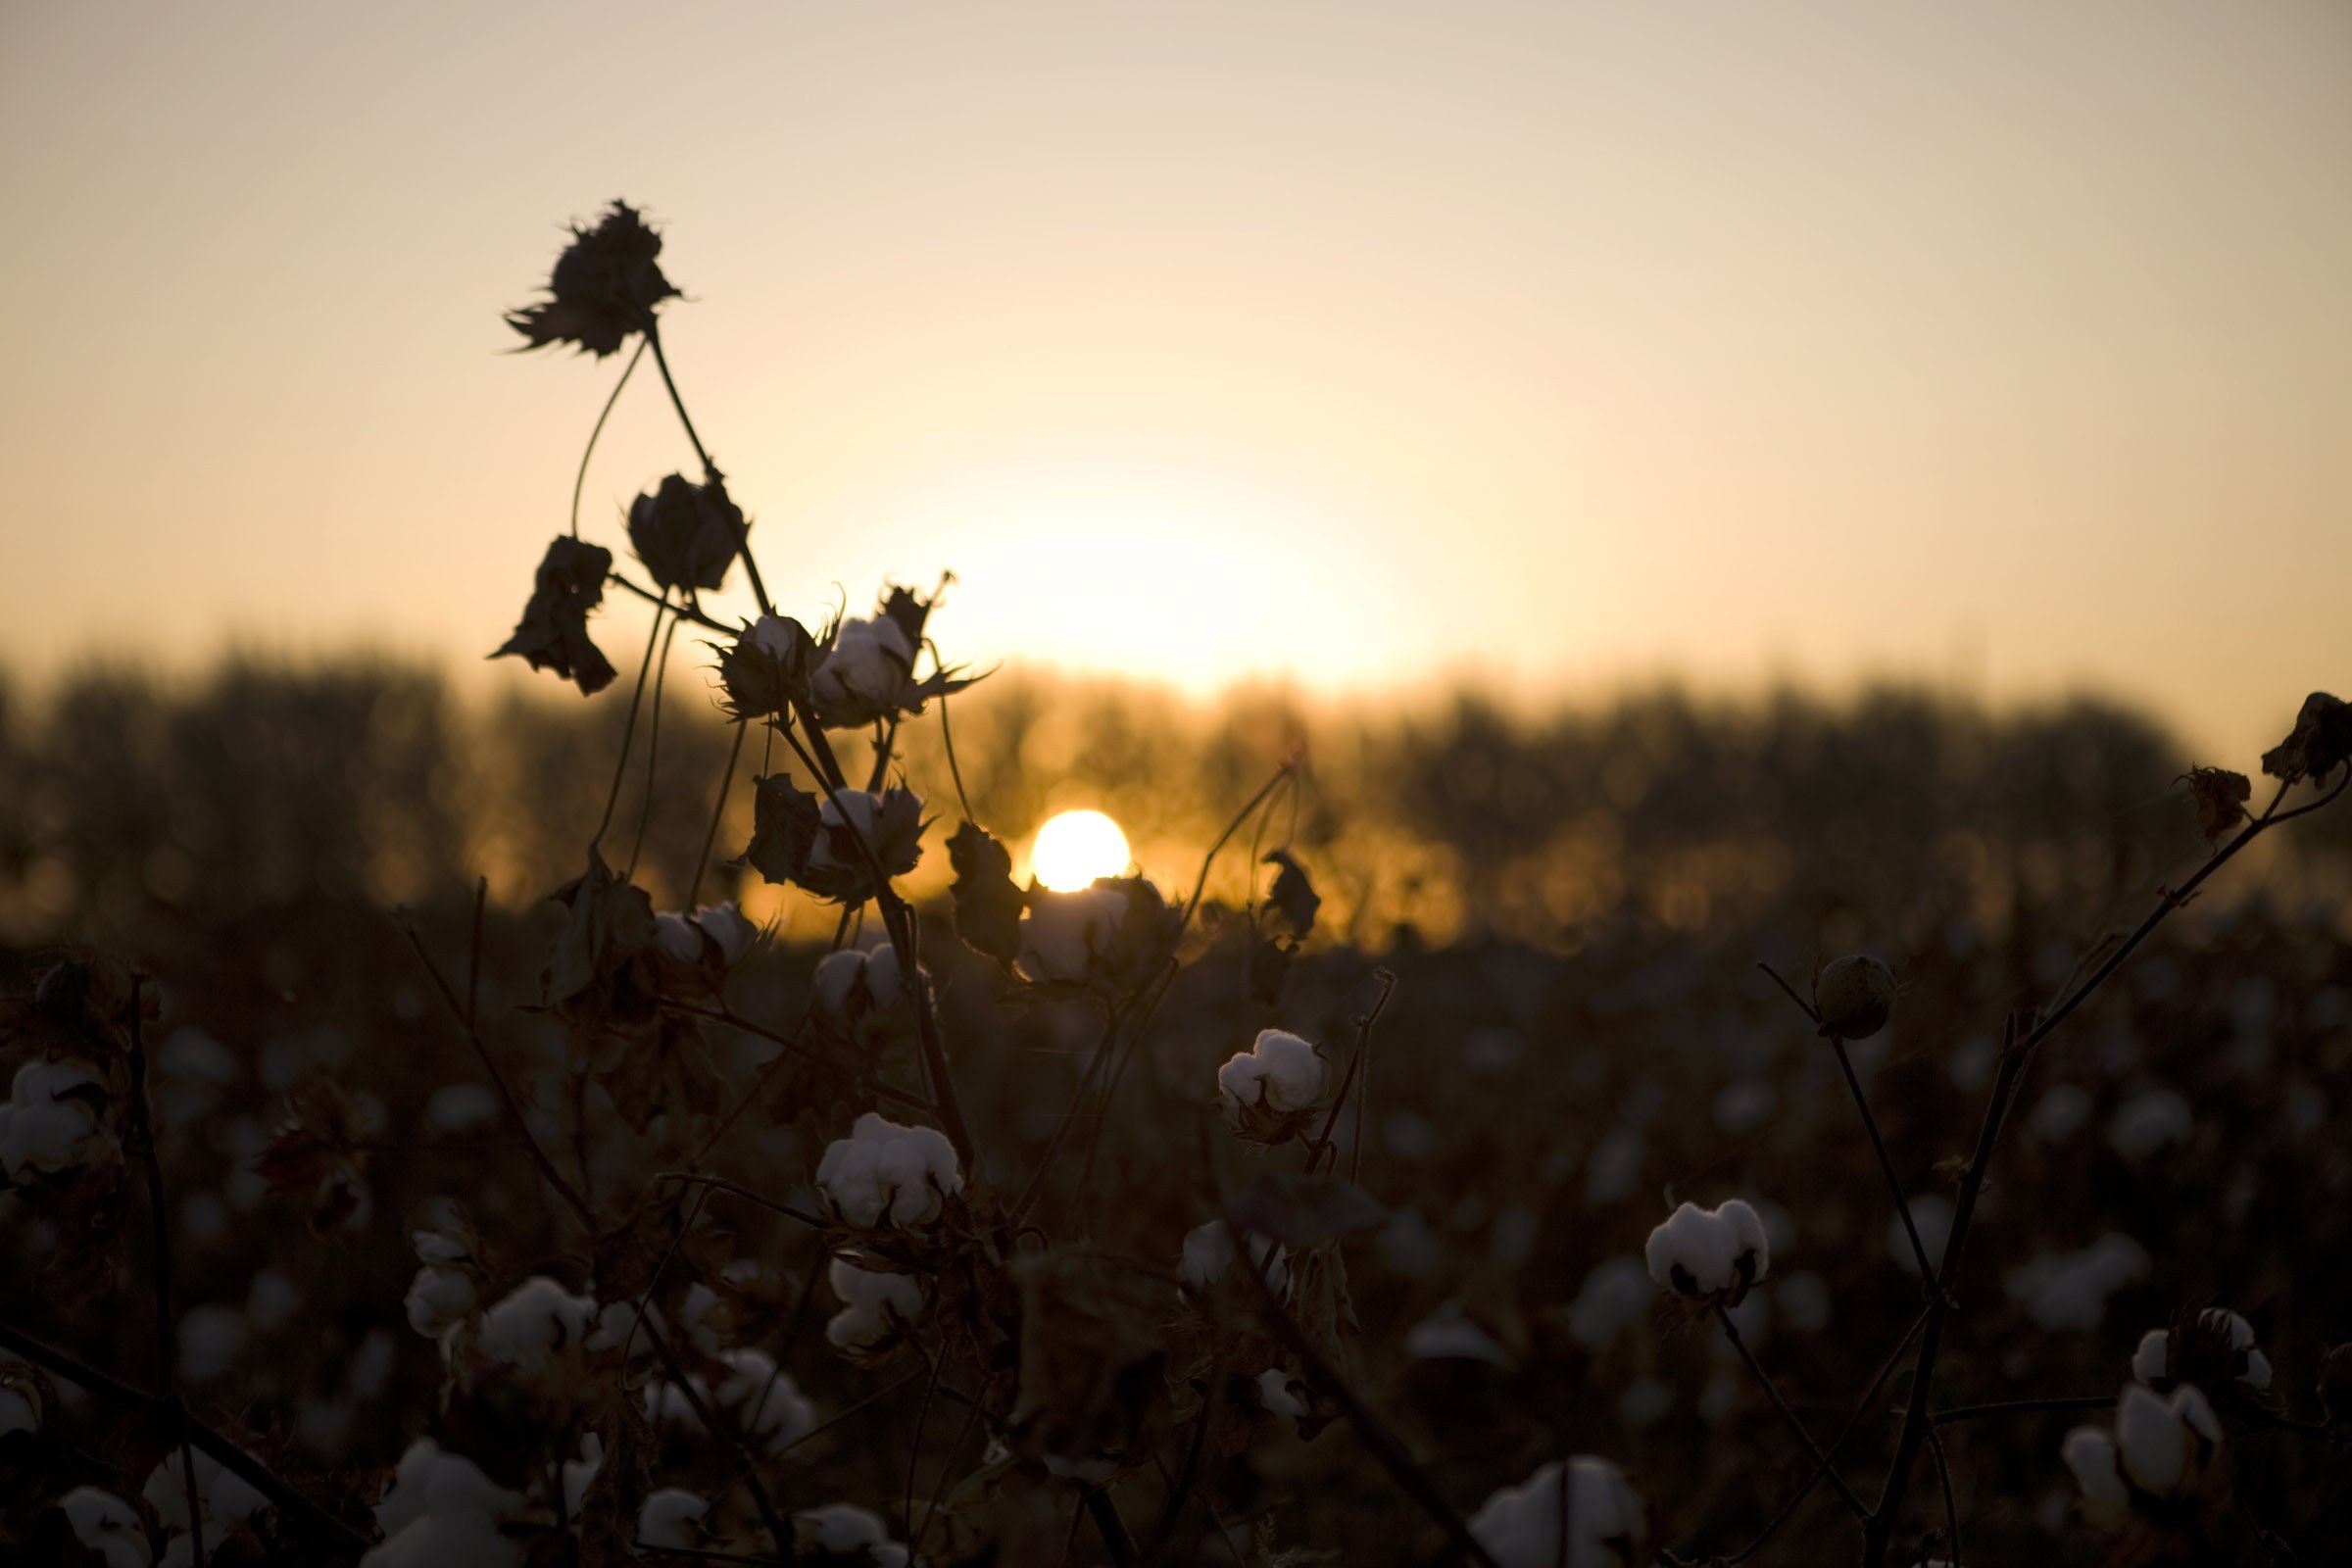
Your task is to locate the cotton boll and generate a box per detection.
[2115,1385,2191,1494]
[1566,1256,1654,1351]
[143,1445,270,1534]
[475,1277,597,1378]
[1405,1305,1512,1366]
[716,1348,818,1453]
[2061,1427,2130,1532]
[0,1386,36,1436]
[2242,1348,2273,1390]
[1468,1455,1644,1568]
[372,1438,526,1540]
[177,1304,249,1383]
[653,912,702,962]
[796,1501,911,1567]
[812,950,866,1023]
[815,1113,963,1230]
[813,615,915,715]
[2004,1236,2150,1332]
[1644,1200,1768,1299]
[406,1266,476,1339]
[2030,1085,2093,1144]
[2132,1330,2171,1384]
[561,1434,602,1519]
[360,1511,519,1568]
[1217,1030,1326,1143]
[678,1282,729,1357]
[638,1490,709,1549]
[2108,1089,2193,1161]
[1177,1220,1286,1294]
[1015,887,1125,985]
[1712,1079,1777,1134]
[1583,1127,1643,1205]
[60,1487,147,1568]
[1256,1368,1307,1419]
[826,1258,924,1354]
[0,1058,112,1178]
[423,1083,501,1136]
[1813,955,1896,1040]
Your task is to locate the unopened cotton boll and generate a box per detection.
[1813,955,1896,1040]
[796,1501,911,1567]
[638,1489,710,1550]
[60,1488,147,1568]
[1217,1029,1325,1135]
[826,1258,924,1354]
[814,1113,962,1229]
[1468,1455,1645,1568]
[1644,1200,1770,1299]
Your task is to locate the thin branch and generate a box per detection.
[1228,1209,1500,1567]
[593,594,670,850]
[626,607,682,880]
[685,718,749,911]
[655,1171,830,1231]
[1307,969,1396,1176]
[1085,1487,1141,1568]
[1926,1420,1962,1568]
[609,571,732,633]
[570,337,647,538]
[399,919,595,1226]
[1714,1302,1871,1524]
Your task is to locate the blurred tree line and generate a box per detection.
[0,659,2342,959]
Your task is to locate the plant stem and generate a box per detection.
[571,338,647,538]
[644,320,773,617]
[1714,1303,1871,1523]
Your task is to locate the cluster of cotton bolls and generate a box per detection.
[0,1057,114,1182]
[814,1112,963,1229]
[2132,1307,2273,1395]
[2063,1384,2226,1532]
[61,1448,271,1568]
[644,1348,820,1455]
[1643,1199,1769,1302]
[1216,1028,1325,1141]
[1467,1455,1644,1568]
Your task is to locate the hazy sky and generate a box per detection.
[3,2,2346,762]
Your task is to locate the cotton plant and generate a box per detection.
[1643,1199,1770,1304]
[1467,1455,1646,1568]
[2063,1384,2227,1534]
[814,1112,963,1230]
[1177,1218,1288,1296]
[1217,1028,1326,1143]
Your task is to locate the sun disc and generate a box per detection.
[1031,809,1132,893]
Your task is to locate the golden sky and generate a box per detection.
[3,1,2346,763]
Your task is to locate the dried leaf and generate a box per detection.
[2181,766,2252,842]
[948,821,1024,963]
[2261,692,2352,786]
[1262,849,1321,938]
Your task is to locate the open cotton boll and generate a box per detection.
[0,1057,112,1178]
[813,614,915,714]
[143,1445,270,1533]
[2062,1426,2131,1532]
[1644,1200,1769,1298]
[1218,1030,1325,1136]
[1176,1220,1286,1294]
[361,1511,520,1568]
[639,1489,710,1549]
[1256,1368,1308,1420]
[1015,887,1126,986]
[560,1434,602,1519]
[475,1277,597,1377]
[406,1265,477,1339]
[814,1113,962,1230]
[2115,1384,2221,1495]
[1405,1304,1512,1367]
[716,1348,819,1453]
[826,1258,924,1354]
[796,1501,911,1567]
[0,1385,36,1436]
[653,912,702,962]
[1468,1455,1645,1568]
[177,1304,249,1383]
[60,1488,147,1568]
[1567,1255,1656,1350]
[374,1439,527,1537]
[2004,1235,2149,1331]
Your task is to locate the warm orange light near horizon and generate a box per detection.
[1031,809,1132,893]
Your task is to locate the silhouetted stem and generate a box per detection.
[1714,1303,1870,1523]
[644,320,773,616]
[571,337,646,538]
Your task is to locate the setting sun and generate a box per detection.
[1030,808,1131,892]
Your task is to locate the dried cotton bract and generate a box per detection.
[1217,1029,1325,1143]
[2063,1383,2226,1533]
[1468,1455,1645,1568]
[1644,1200,1770,1303]
[815,1113,962,1230]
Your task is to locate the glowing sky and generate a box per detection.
[3,2,2346,761]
